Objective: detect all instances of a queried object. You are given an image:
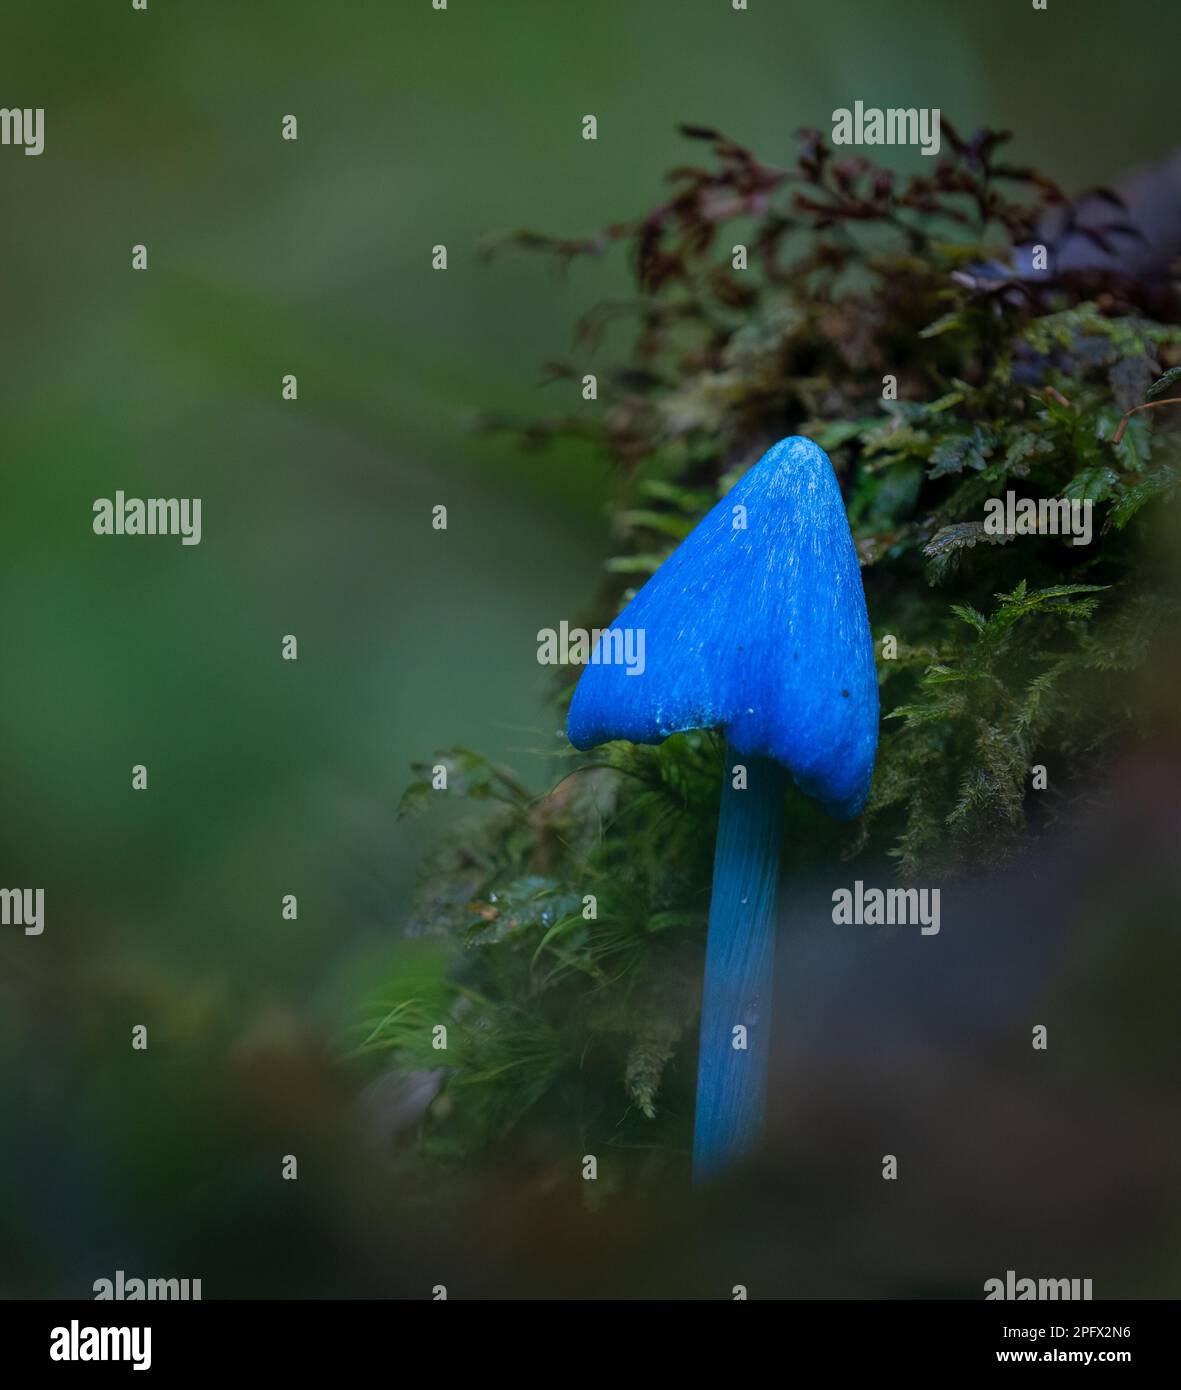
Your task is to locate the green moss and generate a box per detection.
[356,123,1181,1175]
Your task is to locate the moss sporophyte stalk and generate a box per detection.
[363,121,1181,1181]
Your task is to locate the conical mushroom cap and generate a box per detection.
[567,436,879,820]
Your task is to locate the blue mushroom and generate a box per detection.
[567,436,879,1180]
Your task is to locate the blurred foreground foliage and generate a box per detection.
[356,124,1181,1175]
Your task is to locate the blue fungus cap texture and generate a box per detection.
[567,436,879,820]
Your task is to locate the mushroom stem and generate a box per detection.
[692,748,787,1182]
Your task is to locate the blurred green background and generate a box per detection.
[2,0,1179,1296]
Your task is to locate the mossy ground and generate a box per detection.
[353,123,1181,1182]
